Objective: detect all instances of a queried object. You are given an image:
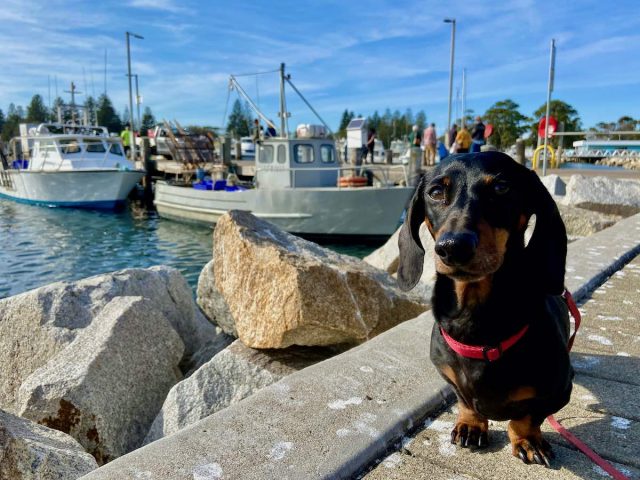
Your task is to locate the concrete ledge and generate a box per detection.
[82,213,640,479]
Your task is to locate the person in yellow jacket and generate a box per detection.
[120,124,132,157]
[455,124,472,153]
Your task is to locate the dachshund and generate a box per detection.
[397,152,573,467]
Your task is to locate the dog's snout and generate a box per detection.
[435,231,478,266]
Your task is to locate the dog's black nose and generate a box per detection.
[435,231,478,266]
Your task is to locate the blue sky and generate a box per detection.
[1,0,639,133]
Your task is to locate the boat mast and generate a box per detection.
[279,63,289,139]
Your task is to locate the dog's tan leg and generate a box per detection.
[507,415,553,467]
[451,402,489,448]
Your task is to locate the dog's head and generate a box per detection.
[397,152,566,294]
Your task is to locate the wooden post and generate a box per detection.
[516,139,526,166]
[141,137,154,208]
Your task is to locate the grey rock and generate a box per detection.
[0,266,215,412]
[539,174,566,196]
[562,174,640,216]
[196,259,237,337]
[364,223,436,303]
[557,204,620,237]
[144,339,333,443]
[0,408,98,480]
[182,325,235,378]
[17,296,184,465]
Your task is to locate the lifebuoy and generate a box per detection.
[338,176,368,188]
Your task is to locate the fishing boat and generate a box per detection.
[154,64,414,239]
[0,122,144,209]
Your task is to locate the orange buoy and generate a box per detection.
[338,176,368,188]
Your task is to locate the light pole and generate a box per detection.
[126,31,143,162]
[444,18,456,145]
[126,73,142,131]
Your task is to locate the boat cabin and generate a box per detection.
[12,123,129,171]
[255,135,338,189]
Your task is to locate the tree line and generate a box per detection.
[338,100,638,151]
[0,94,157,142]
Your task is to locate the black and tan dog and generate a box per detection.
[397,152,573,467]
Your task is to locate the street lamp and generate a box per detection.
[444,18,456,145]
[126,73,142,132]
[126,31,144,162]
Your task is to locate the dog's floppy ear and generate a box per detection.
[523,169,567,295]
[397,179,427,291]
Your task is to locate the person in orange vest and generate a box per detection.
[455,124,472,153]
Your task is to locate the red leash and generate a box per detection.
[546,290,630,480]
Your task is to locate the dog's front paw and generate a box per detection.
[508,417,554,467]
[450,404,489,448]
[451,421,489,448]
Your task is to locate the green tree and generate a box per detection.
[483,99,530,150]
[226,99,251,138]
[415,110,427,131]
[140,106,156,136]
[96,94,123,134]
[26,94,49,123]
[121,106,131,128]
[0,109,5,133]
[84,96,97,125]
[1,113,21,142]
[528,100,582,147]
[337,109,355,138]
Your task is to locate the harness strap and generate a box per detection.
[547,289,630,480]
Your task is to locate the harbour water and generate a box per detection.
[0,199,376,299]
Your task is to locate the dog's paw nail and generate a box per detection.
[479,432,489,448]
[541,454,551,468]
[518,448,529,464]
[450,430,457,445]
[533,453,543,465]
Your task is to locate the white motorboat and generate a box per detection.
[0,123,144,209]
[154,64,414,239]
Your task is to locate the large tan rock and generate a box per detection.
[0,408,98,479]
[212,211,427,349]
[557,204,620,238]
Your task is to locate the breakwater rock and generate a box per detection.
[562,174,640,216]
[205,210,427,349]
[17,296,183,465]
[0,408,98,479]
[145,339,334,443]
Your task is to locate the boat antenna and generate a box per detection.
[104,49,108,95]
[279,63,289,138]
[48,75,51,111]
[285,73,334,136]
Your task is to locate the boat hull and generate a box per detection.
[0,170,145,209]
[154,181,415,238]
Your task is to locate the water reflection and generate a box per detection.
[0,200,375,299]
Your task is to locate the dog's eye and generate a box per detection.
[428,186,445,201]
[494,181,510,195]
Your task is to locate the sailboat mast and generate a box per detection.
[279,63,288,138]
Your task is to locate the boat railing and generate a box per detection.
[255,164,409,188]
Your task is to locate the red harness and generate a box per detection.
[440,289,580,362]
[440,289,628,480]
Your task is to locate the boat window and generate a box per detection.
[109,143,124,156]
[320,145,336,163]
[259,145,274,163]
[277,144,286,163]
[59,140,81,155]
[85,141,106,153]
[293,144,314,163]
